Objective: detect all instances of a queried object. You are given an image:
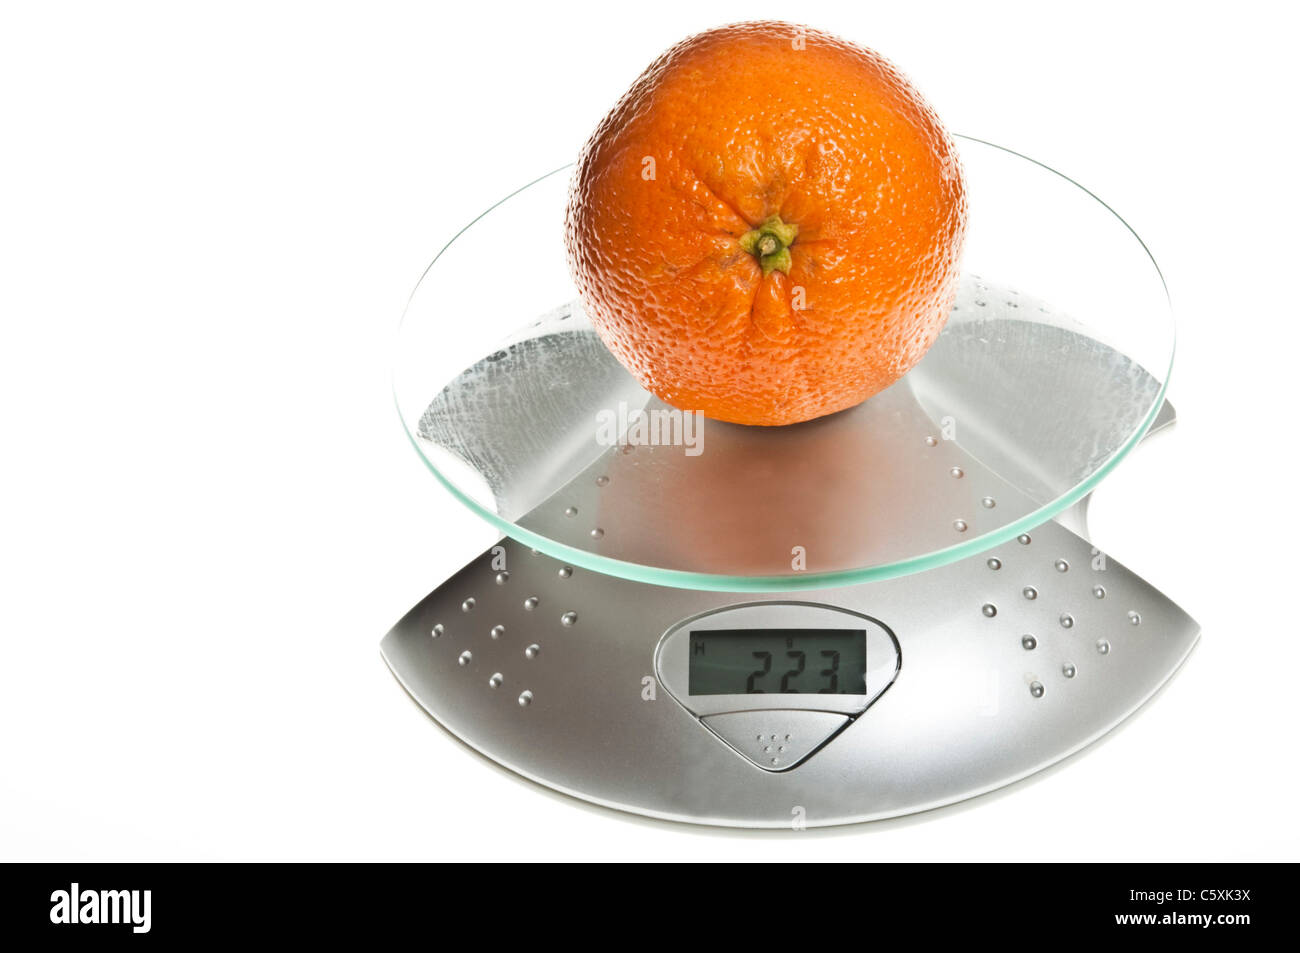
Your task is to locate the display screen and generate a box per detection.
[688,628,866,695]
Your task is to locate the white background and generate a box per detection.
[2,1,1297,860]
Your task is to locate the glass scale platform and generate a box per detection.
[381,137,1198,827]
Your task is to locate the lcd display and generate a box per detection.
[688,628,867,695]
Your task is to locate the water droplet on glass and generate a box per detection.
[488,673,503,688]
[494,571,509,585]
[590,527,605,539]
[595,475,610,487]
[950,466,964,479]
[557,566,573,579]
[1022,635,1037,650]
[461,598,475,612]
[1029,681,1045,698]
[953,519,968,532]
[517,690,533,707]
[523,596,539,610]
[1062,662,1077,678]
[1096,639,1111,655]
[1018,534,1032,545]
[458,651,472,666]
[1093,585,1106,599]
[982,603,998,618]
[564,506,578,518]
[430,624,444,639]
[987,557,1002,570]
[924,435,939,447]
[1055,559,1069,573]
[1128,611,1142,626]
[525,643,540,659]
[561,611,577,627]
[490,625,504,640]
[1059,613,1074,629]
[1023,586,1038,600]
[982,497,996,509]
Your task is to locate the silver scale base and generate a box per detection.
[381,285,1198,829]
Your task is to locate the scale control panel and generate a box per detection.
[381,519,1199,825]
[654,602,901,771]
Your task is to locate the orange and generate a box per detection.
[564,21,967,426]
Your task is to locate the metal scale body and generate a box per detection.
[382,142,1196,827]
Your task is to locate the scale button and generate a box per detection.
[700,710,851,772]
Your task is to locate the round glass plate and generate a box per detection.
[394,137,1173,591]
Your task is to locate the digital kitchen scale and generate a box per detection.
[381,137,1198,827]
